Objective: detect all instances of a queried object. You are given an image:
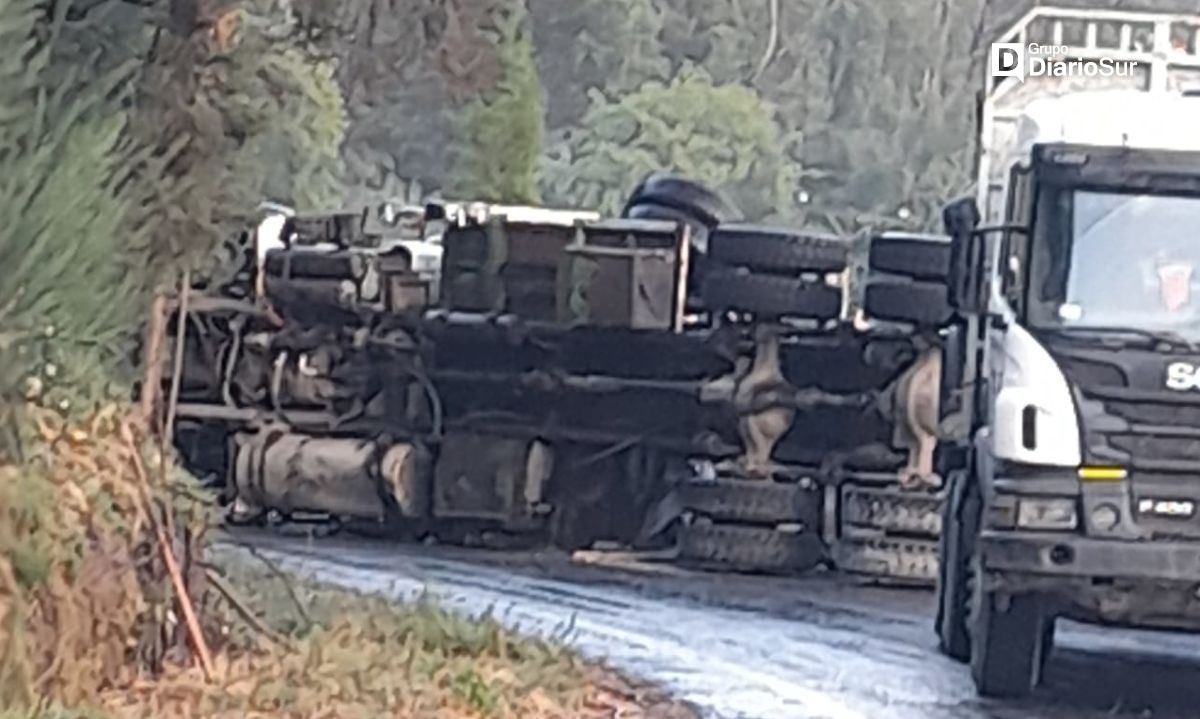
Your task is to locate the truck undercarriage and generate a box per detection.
[165,185,955,586]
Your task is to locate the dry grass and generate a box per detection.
[0,406,696,719]
[160,558,696,719]
[0,405,212,713]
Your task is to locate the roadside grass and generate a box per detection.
[188,557,694,719]
[0,405,695,719]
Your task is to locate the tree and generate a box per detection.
[528,0,670,130]
[775,0,985,232]
[315,0,511,205]
[541,69,798,221]
[0,0,349,441]
[124,0,347,280]
[215,6,346,214]
[445,2,545,204]
[0,0,149,458]
[653,0,772,86]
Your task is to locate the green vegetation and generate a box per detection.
[541,70,797,221]
[192,556,686,718]
[446,3,545,204]
[0,403,691,717]
[345,0,1190,231]
[0,1,145,459]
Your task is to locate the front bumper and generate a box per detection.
[981,530,1200,583]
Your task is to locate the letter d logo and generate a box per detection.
[991,43,1025,82]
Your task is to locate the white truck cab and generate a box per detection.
[936,6,1200,701]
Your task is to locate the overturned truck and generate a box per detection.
[167,173,956,585]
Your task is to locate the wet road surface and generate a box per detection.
[219,531,1200,719]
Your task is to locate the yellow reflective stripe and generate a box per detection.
[1077,466,1128,481]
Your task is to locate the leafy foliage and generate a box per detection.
[445,2,545,204]
[322,0,506,206]
[528,0,670,129]
[0,0,350,459]
[780,0,985,232]
[127,0,347,278]
[637,0,990,231]
[220,7,346,213]
[0,0,146,460]
[541,69,797,220]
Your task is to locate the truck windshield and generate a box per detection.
[1035,190,1200,341]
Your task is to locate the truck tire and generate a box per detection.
[869,233,953,281]
[703,270,841,320]
[264,250,356,280]
[680,477,820,526]
[936,470,979,662]
[863,279,952,326]
[679,521,825,574]
[622,173,731,227]
[709,225,849,274]
[971,586,1045,698]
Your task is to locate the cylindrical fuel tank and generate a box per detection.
[231,429,429,521]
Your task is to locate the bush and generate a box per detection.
[0,0,150,461]
[445,4,546,205]
[540,69,799,221]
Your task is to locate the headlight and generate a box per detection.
[1016,498,1078,530]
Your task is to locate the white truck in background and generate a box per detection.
[935,6,1200,698]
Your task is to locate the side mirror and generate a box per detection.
[943,196,985,313]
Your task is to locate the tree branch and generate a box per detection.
[750,0,780,85]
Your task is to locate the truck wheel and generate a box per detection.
[971,586,1045,698]
[703,269,842,320]
[868,233,953,281]
[678,521,825,574]
[622,173,732,227]
[863,278,952,327]
[680,477,820,526]
[935,470,979,662]
[709,225,849,274]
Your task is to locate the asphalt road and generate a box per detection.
[219,530,1200,719]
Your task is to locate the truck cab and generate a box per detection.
[935,6,1200,700]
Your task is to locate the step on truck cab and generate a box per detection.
[934,6,1200,699]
